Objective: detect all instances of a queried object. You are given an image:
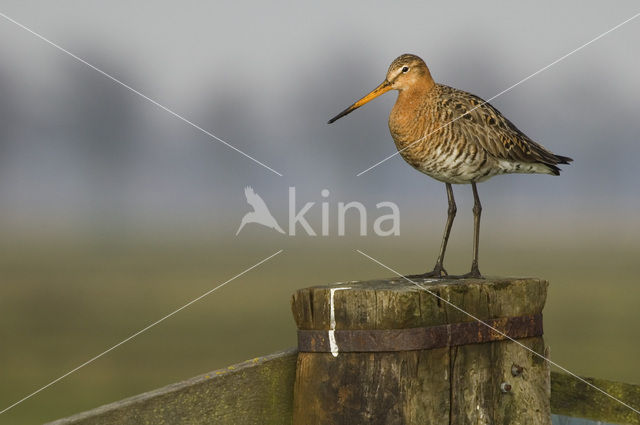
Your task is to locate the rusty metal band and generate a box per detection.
[297,313,542,353]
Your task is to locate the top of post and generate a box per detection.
[291,276,548,331]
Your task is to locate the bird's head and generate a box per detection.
[328,53,434,124]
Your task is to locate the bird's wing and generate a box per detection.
[438,86,571,167]
[244,186,270,212]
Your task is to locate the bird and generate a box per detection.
[328,54,572,279]
[236,186,285,235]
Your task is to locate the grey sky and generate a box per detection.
[0,1,639,235]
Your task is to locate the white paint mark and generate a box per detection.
[329,287,351,357]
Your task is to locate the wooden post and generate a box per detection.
[291,277,551,425]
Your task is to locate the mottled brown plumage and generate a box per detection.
[385,54,572,184]
[329,53,572,278]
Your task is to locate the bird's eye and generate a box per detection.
[402,66,409,73]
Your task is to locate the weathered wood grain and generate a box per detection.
[551,371,640,424]
[44,349,640,425]
[45,349,297,425]
[291,276,550,425]
[46,273,639,425]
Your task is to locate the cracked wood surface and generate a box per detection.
[45,349,297,425]
[291,276,550,425]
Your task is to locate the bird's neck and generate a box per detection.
[394,75,436,117]
[389,80,437,147]
[398,75,435,100]
[391,80,435,118]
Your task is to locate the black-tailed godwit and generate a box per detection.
[329,54,572,278]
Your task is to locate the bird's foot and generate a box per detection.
[405,264,448,280]
[447,265,483,280]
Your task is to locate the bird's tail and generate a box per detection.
[555,155,573,164]
[545,154,573,175]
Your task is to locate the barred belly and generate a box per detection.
[398,141,496,184]
[399,143,553,184]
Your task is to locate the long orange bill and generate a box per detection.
[328,80,392,124]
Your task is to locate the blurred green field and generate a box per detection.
[1,231,639,424]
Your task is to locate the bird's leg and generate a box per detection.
[450,182,484,279]
[435,183,457,274]
[469,182,483,277]
[406,183,456,279]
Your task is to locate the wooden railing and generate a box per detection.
[46,349,298,425]
[46,348,640,425]
[46,277,640,425]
